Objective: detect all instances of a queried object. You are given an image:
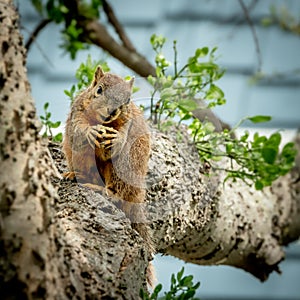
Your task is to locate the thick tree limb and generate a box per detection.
[81,18,156,77]
[147,129,300,281]
[44,127,300,299]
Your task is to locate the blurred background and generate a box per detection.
[17,0,300,299]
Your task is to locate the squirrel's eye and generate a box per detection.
[96,85,103,95]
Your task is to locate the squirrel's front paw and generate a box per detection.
[110,130,128,157]
[86,124,118,149]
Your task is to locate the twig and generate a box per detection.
[83,19,155,77]
[238,0,262,72]
[102,0,136,52]
[225,0,258,24]
[22,23,54,67]
[25,18,52,51]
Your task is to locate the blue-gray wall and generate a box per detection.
[17,0,300,299]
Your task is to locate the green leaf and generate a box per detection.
[150,34,167,51]
[160,87,177,100]
[64,89,71,97]
[181,275,193,287]
[195,47,209,58]
[262,147,277,164]
[253,133,267,145]
[281,142,297,164]
[255,180,264,190]
[226,143,233,153]
[177,267,185,282]
[206,84,224,100]
[178,99,198,112]
[268,132,281,147]
[148,75,156,86]
[44,102,49,110]
[151,284,162,299]
[248,115,272,123]
[203,121,215,134]
[183,289,196,299]
[193,282,201,290]
[179,112,193,121]
[50,121,61,129]
[139,288,148,300]
[240,131,249,142]
[53,132,63,142]
[171,273,176,286]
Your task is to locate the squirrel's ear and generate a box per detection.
[92,66,105,87]
[128,77,135,90]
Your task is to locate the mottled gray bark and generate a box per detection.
[147,129,300,281]
[0,1,62,298]
[1,1,300,299]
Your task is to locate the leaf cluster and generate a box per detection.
[189,116,296,190]
[148,34,225,129]
[261,4,300,36]
[148,35,297,190]
[30,0,103,59]
[140,267,201,300]
[40,102,62,142]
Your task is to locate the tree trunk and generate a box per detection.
[0,1,62,298]
[1,1,300,299]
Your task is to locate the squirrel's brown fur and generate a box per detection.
[62,66,154,285]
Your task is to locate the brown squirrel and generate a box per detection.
[62,66,154,285]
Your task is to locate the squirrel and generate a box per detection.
[62,66,154,285]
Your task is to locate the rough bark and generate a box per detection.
[0,1,61,298]
[147,129,300,281]
[1,1,300,299]
[45,127,300,299]
[46,127,300,299]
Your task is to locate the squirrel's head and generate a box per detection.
[85,66,134,124]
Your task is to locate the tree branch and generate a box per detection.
[238,0,262,72]
[25,18,52,51]
[146,128,300,281]
[47,126,300,300]
[102,0,136,52]
[81,18,156,77]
